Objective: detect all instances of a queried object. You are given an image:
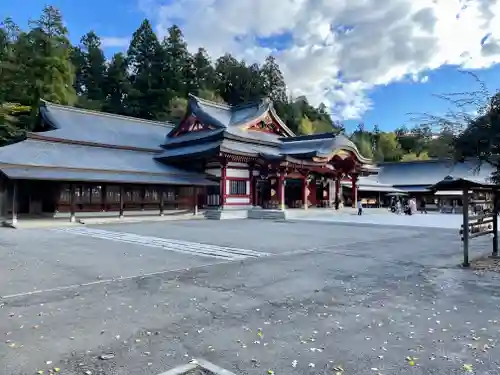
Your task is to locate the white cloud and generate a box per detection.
[139,0,500,120]
[101,37,130,48]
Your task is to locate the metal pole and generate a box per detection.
[493,189,498,257]
[462,186,470,267]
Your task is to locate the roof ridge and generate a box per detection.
[40,100,175,129]
[188,93,231,110]
[188,93,268,111]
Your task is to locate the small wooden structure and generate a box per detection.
[431,176,499,267]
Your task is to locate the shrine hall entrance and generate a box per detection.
[256,179,271,208]
[285,179,303,208]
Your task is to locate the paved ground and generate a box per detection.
[0,219,499,375]
[288,208,465,229]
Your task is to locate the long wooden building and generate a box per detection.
[0,94,376,223]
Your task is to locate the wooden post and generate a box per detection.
[101,185,107,212]
[492,189,498,258]
[351,174,358,208]
[278,168,286,210]
[462,186,470,267]
[159,187,165,216]
[302,175,308,210]
[335,176,340,210]
[11,180,17,225]
[69,183,76,222]
[193,187,198,215]
[119,186,124,218]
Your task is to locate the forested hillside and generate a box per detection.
[0,5,454,161]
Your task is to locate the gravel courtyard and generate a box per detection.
[0,219,499,375]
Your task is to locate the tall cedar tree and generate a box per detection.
[25,5,76,109]
[103,52,129,115]
[78,31,107,108]
[192,47,217,93]
[126,19,168,120]
[260,55,287,103]
[162,25,194,97]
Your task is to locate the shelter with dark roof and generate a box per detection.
[341,159,496,209]
[0,95,375,222]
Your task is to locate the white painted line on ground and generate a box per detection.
[1,259,234,299]
[2,231,403,300]
[52,227,268,260]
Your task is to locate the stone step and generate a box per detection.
[204,209,248,220]
[247,209,287,220]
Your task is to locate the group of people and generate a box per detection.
[355,197,428,216]
[390,197,427,215]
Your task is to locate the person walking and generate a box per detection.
[357,199,363,215]
[420,199,427,214]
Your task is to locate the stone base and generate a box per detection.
[204,209,248,220]
[247,209,287,220]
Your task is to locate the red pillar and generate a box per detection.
[302,175,309,209]
[351,174,358,208]
[252,173,258,207]
[220,160,227,208]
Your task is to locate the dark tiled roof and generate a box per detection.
[39,101,173,150]
[156,139,281,161]
[159,129,373,166]
[377,159,494,186]
[281,133,363,158]
[0,139,215,185]
[1,166,216,185]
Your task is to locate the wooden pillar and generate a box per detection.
[11,180,17,225]
[493,190,498,258]
[69,183,76,222]
[303,177,309,210]
[277,168,285,210]
[101,185,107,212]
[220,160,227,208]
[119,186,124,218]
[351,174,358,208]
[462,186,470,267]
[159,187,165,216]
[335,176,340,210]
[193,187,198,215]
[249,168,255,207]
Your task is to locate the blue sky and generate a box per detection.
[2,0,500,133]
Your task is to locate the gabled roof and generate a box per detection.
[431,175,497,191]
[0,139,215,186]
[156,131,374,167]
[165,94,295,142]
[280,133,372,164]
[38,101,174,150]
[377,159,494,187]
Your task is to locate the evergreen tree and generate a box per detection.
[103,52,129,114]
[126,19,168,120]
[24,5,76,109]
[78,31,107,106]
[163,25,193,96]
[192,47,216,93]
[260,55,287,103]
[215,53,245,105]
[70,46,86,96]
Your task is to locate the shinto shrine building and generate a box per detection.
[0,94,376,223]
